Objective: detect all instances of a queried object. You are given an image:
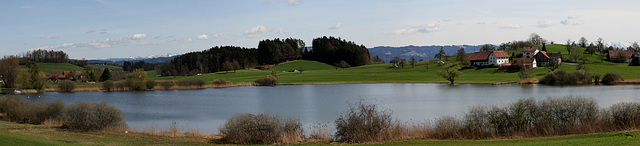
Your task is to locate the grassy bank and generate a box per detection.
[1,120,639,145]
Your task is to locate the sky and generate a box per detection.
[1,0,640,59]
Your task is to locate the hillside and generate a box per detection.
[368,45,491,63]
[20,63,84,73]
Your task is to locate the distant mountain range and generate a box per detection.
[368,45,490,63]
[73,53,180,65]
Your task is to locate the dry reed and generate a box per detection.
[130,121,218,138]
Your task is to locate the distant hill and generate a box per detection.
[368,45,491,63]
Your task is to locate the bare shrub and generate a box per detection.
[539,70,591,85]
[212,79,231,86]
[0,96,64,124]
[160,81,174,90]
[609,102,640,130]
[62,101,127,131]
[220,113,304,144]
[601,72,624,84]
[57,80,76,92]
[254,76,278,86]
[433,116,463,139]
[334,100,398,143]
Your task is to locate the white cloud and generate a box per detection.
[277,28,288,34]
[388,23,441,35]
[287,0,301,6]
[500,24,520,29]
[49,36,60,39]
[30,43,77,51]
[137,42,158,46]
[244,25,268,37]
[561,15,582,25]
[167,38,177,42]
[536,20,552,28]
[180,39,193,43]
[196,34,210,40]
[40,36,47,39]
[330,23,343,29]
[262,1,278,5]
[131,33,147,40]
[213,33,227,38]
[86,30,95,33]
[476,22,486,25]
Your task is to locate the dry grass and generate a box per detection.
[309,122,332,141]
[19,89,39,94]
[518,78,539,84]
[130,121,218,139]
[70,87,102,92]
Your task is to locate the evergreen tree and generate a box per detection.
[100,68,111,82]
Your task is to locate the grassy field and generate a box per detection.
[89,64,123,70]
[2,120,639,145]
[20,63,84,73]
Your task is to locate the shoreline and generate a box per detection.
[15,79,640,94]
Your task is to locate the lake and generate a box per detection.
[21,83,640,133]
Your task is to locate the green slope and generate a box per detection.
[20,63,84,73]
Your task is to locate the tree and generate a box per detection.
[99,68,111,82]
[542,43,547,52]
[596,38,605,52]
[480,44,495,52]
[222,61,233,73]
[232,60,241,73]
[435,47,446,60]
[456,47,466,61]
[58,80,76,92]
[409,57,416,68]
[102,80,114,91]
[586,43,597,54]
[579,37,588,48]
[566,39,573,55]
[0,56,20,88]
[546,59,561,71]
[528,33,545,45]
[390,56,400,63]
[438,64,463,85]
[518,66,534,79]
[336,60,351,69]
[127,69,147,91]
[22,62,45,90]
[631,42,640,52]
[398,58,406,69]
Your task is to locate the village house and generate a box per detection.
[41,71,84,82]
[469,51,510,67]
[534,51,562,67]
[608,50,639,63]
[522,46,540,58]
[511,58,537,68]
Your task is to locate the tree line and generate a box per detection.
[16,49,69,64]
[157,36,372,77]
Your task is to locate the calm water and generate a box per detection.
[22,83,640,133]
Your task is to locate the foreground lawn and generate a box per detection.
[0,120,210,145]
[2,120,640,145]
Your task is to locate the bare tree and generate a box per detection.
[579,37,588,48]
[528,33,545,45]
[480,44,495,52]
[546,58,561,71]
[0,56,20,88]
[435,47,446,60]
[409,57,416,68]
[631,42,640,51]
[566,39,573,55]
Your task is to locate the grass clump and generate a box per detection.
[601,72,624,84]
[160,81,175,90]
[219,113,304,144]
[62,101,126,131]
[57,80,76,92]
[254,76,278,86]
[145,80,156,89]
[212,78,231,86]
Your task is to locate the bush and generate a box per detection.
[539,69,591,85]
[334,100,398,143]
[176,78,206,87]
[160,81,174,90]
[145,80,157,90]
[212,78,231,86]
[601,72,624,84]
[220,113,303,144]
[57,80,76,92]
[254,76,278,86]
[127,79,146,91]
[0,96,64,124]
[102,80,114,91]
[62,101,126,131]
[434,116,463,139]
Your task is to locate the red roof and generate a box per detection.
[538,51,549,58]
[469,51,510,61]
[609,50,637,59]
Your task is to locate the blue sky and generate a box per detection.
[1,0,640,59]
